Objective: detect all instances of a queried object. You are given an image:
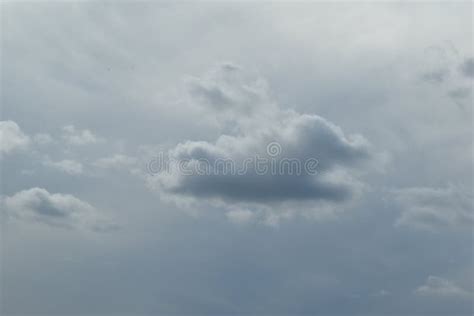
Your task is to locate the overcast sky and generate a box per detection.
[1,2,473,315]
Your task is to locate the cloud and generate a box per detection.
[158,114,370,203]
[147,64,377,224]
[420,68,450,84]
[225,209,256,224]
[0,120,30,154]
[459,57,474,78]
[393,185,473,230]
[62,125,103,145]
[2,188,115,231]
[447,87,471,104]
[93,154,137,169]
[419,45,473,108]
[33,133,54,145]
[184,63,275,120]
[43,159,84,175]
[414,276,472,299]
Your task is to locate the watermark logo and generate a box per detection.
[266,141,282,157]
[147,142,318,176]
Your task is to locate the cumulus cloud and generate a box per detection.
[0,120,30,154]
[414,276,472,299]
[158,114,370,202]
[393,185,473,230]
[1,188,115,231]
[43,159,84,175]
[62,125,103,145]
[147,64,377,224]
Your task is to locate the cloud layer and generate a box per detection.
[1,3,472,315]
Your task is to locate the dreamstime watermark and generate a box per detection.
[147,142,318,176]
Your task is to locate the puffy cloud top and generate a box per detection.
[0,120,30,154]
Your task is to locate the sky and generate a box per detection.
[0,2,473,315]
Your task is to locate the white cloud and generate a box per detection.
[414,276,472,299]
[2,187,115,231]
[93,154,137,169]
[226,209,256,224]
[0,120,30,154]
[33,133,53,145]
[62,125,103,146]
[43,159,84,175]
[393,185,473,230]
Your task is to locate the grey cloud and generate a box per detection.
[166,171,352,204]
[185,63,271,116]
[447,87,471,102]
[419,45,473,108]
[414,276,472,299]
[149,65,376,224]
[163,115,370,201]
[393,185,473,230]
[420,68,450,84]
[0,120,30,154]
[2,187,114,231]
[184,63,277,133]
[459,57,474,78]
